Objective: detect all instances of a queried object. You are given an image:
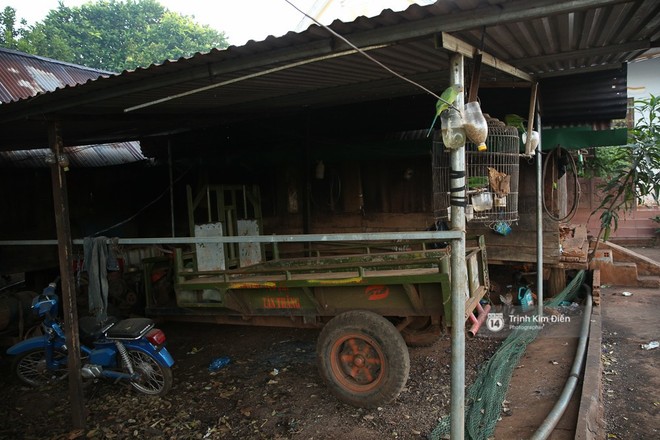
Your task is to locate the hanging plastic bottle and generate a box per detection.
[463,101,488,151]
[440,107,466,150]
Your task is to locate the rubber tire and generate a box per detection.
[123,348,173,397]
[316,310,410,408]
[12,347,69,387]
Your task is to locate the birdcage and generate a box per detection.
[432,123,519,225]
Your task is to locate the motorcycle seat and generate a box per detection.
[79,316,118,342]
[106,318,155,340]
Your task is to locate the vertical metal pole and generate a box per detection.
[168,140,175,237]
[535,95,544,318]
[449,53,467,440]
[48,122,86,431]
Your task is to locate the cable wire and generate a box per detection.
[542,147,581,222]
[282,0,457,109]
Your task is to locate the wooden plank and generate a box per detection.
[440,33,533,82]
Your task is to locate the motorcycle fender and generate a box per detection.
[123,341,175,368]
[6,336,65,355]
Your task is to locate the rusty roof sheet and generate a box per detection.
[0,47,113,104]
[0,48,145,167]
[0,0,657,150]
[0,142,147,168]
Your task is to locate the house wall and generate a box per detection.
[567,58,660,245]
[572,177,659,245]
[0,165,179,274]
[1,142,572,275]
[628,57,660,101]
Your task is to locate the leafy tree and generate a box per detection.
[9,0,227,72]
[590,95,660,248]
[0,6,27,50]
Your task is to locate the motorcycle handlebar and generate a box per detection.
[43,277,61,295]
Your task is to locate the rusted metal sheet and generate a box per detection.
[0,47,111,103]
[0,142,146,168]
[0,48,144,166]
[1,0,656,145]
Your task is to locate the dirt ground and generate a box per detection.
[1,244,657,440]
[493,312,583,440]
[599,243,660,440]
[0,321,501,440]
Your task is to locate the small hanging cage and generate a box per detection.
[433,122,519,225]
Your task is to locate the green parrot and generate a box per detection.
[427,84,463,137]
[504,114,527,131]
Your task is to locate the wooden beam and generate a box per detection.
[440,33,533,82]
[48,121,86,432]
[467,51,483,102]
[525,82,539,155]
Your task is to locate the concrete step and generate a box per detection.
[603,241,660,277]
[637,275,660,288]
[590,260,639,286]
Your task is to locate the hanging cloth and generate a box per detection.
[83,236,119,323]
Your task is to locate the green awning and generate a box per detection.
[541,127,628,150]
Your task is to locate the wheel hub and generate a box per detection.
[335,336,383,388]
[353,355,366,368]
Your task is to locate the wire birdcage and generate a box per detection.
[433,123,519,225]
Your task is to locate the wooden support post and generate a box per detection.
[548,267,566,297]
[467,52,482,103]
[48,122,86,432]
[525,82,539,155]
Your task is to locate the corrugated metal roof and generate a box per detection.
[0,48,146,167]
[0,0,657,150]
[0,47,113,103]
[0,142,147,168]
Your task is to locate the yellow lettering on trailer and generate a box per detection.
[263,296,301,309]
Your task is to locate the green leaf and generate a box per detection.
[9,0,228,72]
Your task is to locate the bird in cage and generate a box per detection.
[426,84,464,136]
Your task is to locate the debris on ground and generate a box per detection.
[640,341,659,350]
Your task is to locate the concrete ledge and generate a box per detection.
[603,240,660,276]
[575,270,604,439]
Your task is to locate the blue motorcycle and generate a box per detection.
[6,279,174,396]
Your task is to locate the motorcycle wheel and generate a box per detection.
[123,349,173,396]
[12,347,69,386]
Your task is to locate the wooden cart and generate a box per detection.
[145,236,490,407]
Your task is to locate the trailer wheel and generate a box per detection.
[317,310,410,408]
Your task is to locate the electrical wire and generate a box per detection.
[282,0,457,109]
[542,147,581,222]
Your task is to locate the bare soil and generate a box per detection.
[0,322,500,439]
[601,285,660,440]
